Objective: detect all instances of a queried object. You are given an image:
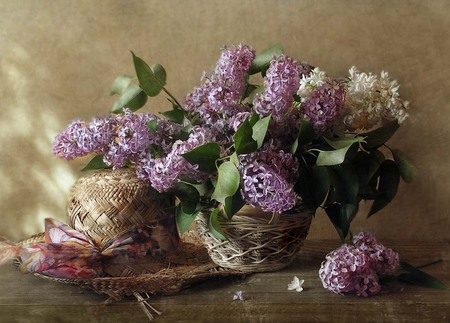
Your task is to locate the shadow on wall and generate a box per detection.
[0,43,78,240]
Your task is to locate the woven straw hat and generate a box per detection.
[67,168,177,250]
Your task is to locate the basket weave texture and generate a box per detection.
[196,207,312,273]
[67,168,177,250]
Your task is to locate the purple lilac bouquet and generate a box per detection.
[53,44,416,240]
[319,232,399,297]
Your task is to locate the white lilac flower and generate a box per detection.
[232,291,245,301]
[297,67,328,101]
[287,276,304,292]
[347,66,377,97]
[342,66,409,131]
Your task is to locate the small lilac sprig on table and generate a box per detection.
[319,232,448,296]
[319,232,399,297]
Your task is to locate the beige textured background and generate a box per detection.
[0,0,449,241]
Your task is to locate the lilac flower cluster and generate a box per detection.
[241,161,297,214]
[53,118,117,160]
[352,231,400,275]
[239,144,299,213]
[54,109,183,165]
[184,44,255,132]
[241,143,299,179]
[103,110,157,168]
[53,108,202,192]
[319,232,399,297]
[144,127,215,192]
[300,79,346,134]
[251,56,312,150]
[253,55,305,117]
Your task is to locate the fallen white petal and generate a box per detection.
[287,276,304,292]
[232,290,245,301]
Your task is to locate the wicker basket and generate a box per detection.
[67,168,179,251]
[196,206,312,273]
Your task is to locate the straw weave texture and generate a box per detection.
[67,169,172,249]
[196,208,312,273]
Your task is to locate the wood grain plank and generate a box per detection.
[0,240,448,322]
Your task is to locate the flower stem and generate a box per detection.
[162,87,183,109]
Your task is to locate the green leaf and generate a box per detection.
[291,138,299,155]
[252,115,271,148]
[230,152,239,166]
[147,119,157,133]
[110,75,134,96]
[176,205,198,235]
[354,151,384,198]
[297,120,315,147]
[330,165,360,205]
[112,84,148,113]
[248,113,260,127]
[316,137,365,166]
[242,84,258,100]
[172,182,199,214]
[81,155,111,171]
[323,136,366,150]
[362,121,399,150]
[367,160,400,217]
[248,44,283,75]
[244,85,264,103]
[296,166,330,210]
[181,142,221,173]
[325,203,359,241]
[234,119,258,154]
[292,120,315,154]
[223,190,246,220]
[131,52,166,97]
[162,105,185,124]
[211,161,240,204]
[208,208,227,240]
[147,185,169,199]
[316,146,353,166]
[189,182,210,197]
[391,149,418,183]
[398,262,449,290]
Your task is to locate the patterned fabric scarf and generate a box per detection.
[0,218,179,279]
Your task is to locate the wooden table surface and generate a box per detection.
[0,240,448,323]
